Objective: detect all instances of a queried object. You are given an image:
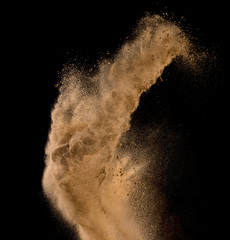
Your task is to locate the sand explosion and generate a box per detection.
[43,15,197,240]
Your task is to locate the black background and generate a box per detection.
[6,1,229,239]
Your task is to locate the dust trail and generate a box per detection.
[42,15,195,240]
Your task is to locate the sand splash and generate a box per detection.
[42,15,195,240]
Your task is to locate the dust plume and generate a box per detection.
[42,15,198,240]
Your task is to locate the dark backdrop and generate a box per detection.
[6,1,228,239]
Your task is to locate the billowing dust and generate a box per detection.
[42,15,198,240]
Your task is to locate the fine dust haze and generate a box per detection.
[42,15,202,240]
